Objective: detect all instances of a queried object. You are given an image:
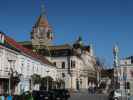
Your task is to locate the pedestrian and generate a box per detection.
[88,87,91,94]
[92,83,95,94]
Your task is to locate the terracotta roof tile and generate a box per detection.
[4,35,54,66]
[35,15,49,28]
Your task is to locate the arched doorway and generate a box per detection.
[40,76,54,91]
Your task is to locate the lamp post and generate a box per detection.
[46,70,49,91]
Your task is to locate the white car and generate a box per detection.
[114,90,121,98]
[109,89,129,100]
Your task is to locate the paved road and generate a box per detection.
[69,92,108,100]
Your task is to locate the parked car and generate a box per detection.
[108,89,129,100]
[61,89,70,99]
[51,89,70,100]
[32,90,54,100]
[95,89,103,94]
[32,91,40,100]
[13,95,22,100]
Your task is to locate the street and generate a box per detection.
[69,92,108,100]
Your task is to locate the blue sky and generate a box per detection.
[0,0,133,67]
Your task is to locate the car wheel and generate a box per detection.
[114,98,118,100]
[56,97,60,100]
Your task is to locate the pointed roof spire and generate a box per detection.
[41,0,47,18]
[77,35,83,46]
[113,44,120,67]
[113,44,119,54]
[34,0,49,28]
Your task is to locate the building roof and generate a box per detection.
[48,44,72,51]
[18,41,32,45]
[19,40,91,58]
[34,14,49,28]
[3,33,55,67]
[125,56,133,59]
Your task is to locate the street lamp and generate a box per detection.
[46,70,49,91]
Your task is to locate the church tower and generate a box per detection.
[31,0,53,50]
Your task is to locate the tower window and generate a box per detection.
[47,32,50,38]
[62,62,65,69]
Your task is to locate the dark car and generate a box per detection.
[32,90,54,100]
[13,95,22,100]
[51,89,70,100]
[21,91,33,100]
[61,89,70,99]
[32,91,40,100]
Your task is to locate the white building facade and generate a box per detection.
[19,3,97,92]
[0,32,58,95]
[46,43,97,91]
[116,57,133,95]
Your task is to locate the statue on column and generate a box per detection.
[113,45,120,89]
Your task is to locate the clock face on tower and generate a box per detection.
[32,26,52,47]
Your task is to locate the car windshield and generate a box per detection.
[115,89,121,93]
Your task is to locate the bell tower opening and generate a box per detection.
[31,0,53,50]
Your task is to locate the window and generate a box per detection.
[21,63,24,73]
[33,65,35,73]
[131,57,133,64]
[62,73,65,78]
[62,62,65,69]
[37,66,39,73]
[126,82,130,89]
[71,60,75,68]
[27,63,30,75]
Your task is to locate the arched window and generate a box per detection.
[62,62,65,69]
[71,60,75,68]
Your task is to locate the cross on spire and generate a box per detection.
[34,0,49,28]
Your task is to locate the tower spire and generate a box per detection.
[113,44,120,67]
[41,0,47,18]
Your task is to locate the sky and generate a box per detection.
[0,0,133,67]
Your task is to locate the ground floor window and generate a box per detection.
[0,79,8,95]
